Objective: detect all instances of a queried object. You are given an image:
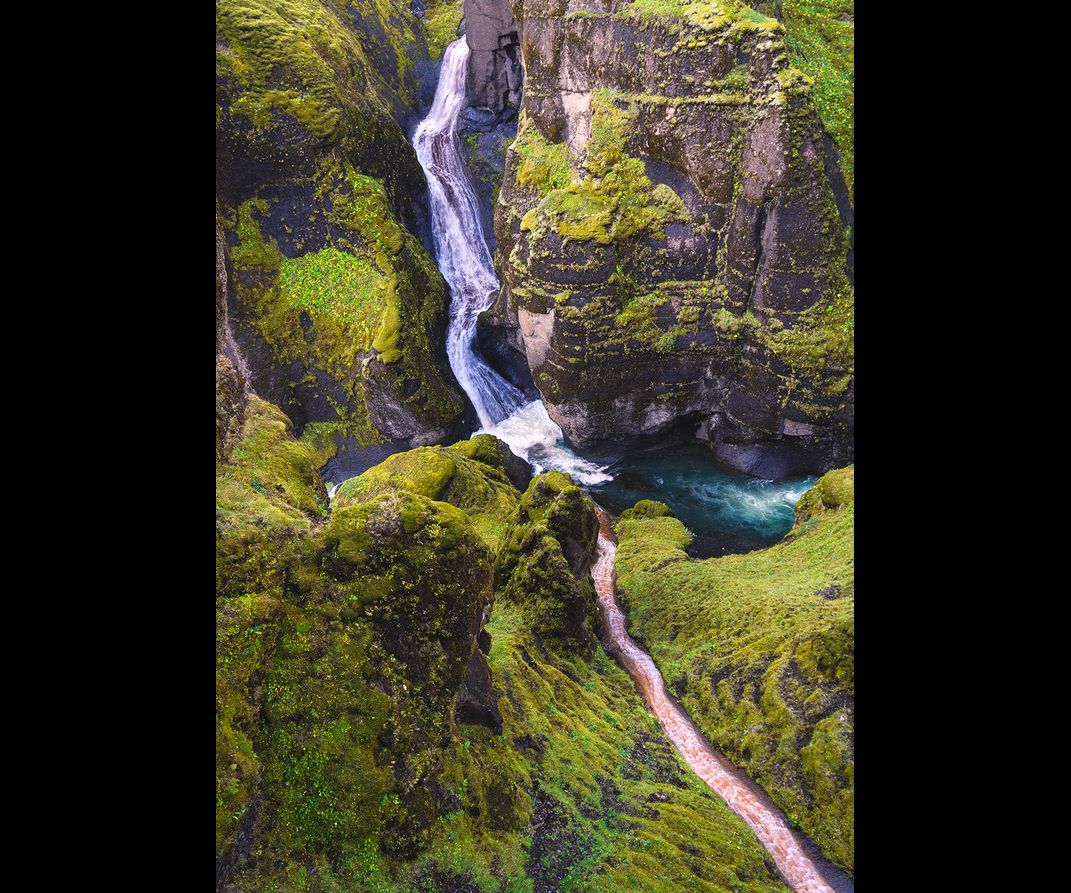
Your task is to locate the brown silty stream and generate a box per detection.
[591,506,854,893]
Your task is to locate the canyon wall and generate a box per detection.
[215,0,467,463]
[485,0,854,476]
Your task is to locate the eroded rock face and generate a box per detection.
[490,0,854,474]
[216,0,466,455]
[216,202,248,462]
[496,471,602,654]
[216,426,507,884]
[464,0,523,115]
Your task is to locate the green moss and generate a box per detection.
[755,276,854,391]
[421,0,464,62]
[759,0,854,198]
[518,91,690,249]
[334,438,521,550]
[614,468,855,874]
[513,118,573,196]
[615,293,669,344]
[615,0,782,37]
[216,396,329,533]
[793,465,853,524]
[216,395,332,861]
[249,490,497,886]
[216,0,423,145]
[219,0,466,449]
[219,429,801,890]
[620,499,676,520]
[279,247,388,330]
[228,161,464,446]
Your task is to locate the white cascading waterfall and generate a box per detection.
[413,38,610,485]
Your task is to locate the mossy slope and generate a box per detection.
[217,0,465,451]
[334,434,527,549]
[756,0,854,200]
[218,427,795,891]
[614,467,855,874]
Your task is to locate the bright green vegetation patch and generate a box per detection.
[513,117,573,196]
[421,0,464,62]
[614,467,855,874]
[279,247,388,339]
[518,91,689,246]
[216,396,329,533]
[615,0,783,38]
[334,435,522,550]
[760,0,854,198]
[226,156,464,448]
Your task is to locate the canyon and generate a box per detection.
[215,1,854,889]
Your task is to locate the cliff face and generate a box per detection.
[218,428,792,890]
[464,0,523,114]
[215,0,466,460]
[487,0,853,476]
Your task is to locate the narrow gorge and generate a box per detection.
[216,1,854,890]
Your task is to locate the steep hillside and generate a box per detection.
[614,467,855,873]
[217,418,798,890]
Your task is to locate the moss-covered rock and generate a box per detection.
[491,0,854,475]
[755,0,854,201]
[217,0,466,452]
[219,418,802,890]
[216,394,331,882]
[620,498,676,520]
[495,471,602,654]
[217,422,508,888]
[614,466,855,874]
[334,434,528,548]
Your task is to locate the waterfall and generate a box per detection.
[412,38,611,485]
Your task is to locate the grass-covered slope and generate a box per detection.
[757,0,854,200]
[614,467,855,875]
[216,0,465,451]
[218,415,795,891]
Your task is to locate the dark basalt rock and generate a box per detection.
[216,0,466,453]
[216,202,248,461]
[496,472,601,655]
[455,647,504,732]
[464,0,523,116]
[488,0,854,475]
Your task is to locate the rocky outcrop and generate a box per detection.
[216,0,466,458]
[216,201,248,462]
[488,0,854,476]
[495,471,601,654]
[218,422,799,890]
[458,0,525,254]
[216,421,507,886]
[464,0,523,115]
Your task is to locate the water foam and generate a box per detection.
[412,38,611,484]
